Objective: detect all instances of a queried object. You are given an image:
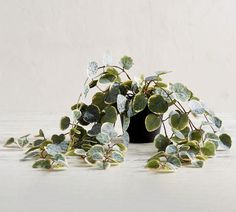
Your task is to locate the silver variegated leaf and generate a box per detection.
[74,149,87,156]
[101,122,117,139]
[188,100,205,115]
[117,94,127,113]
[96,133,110,144]
[111,151,124,163]
[87,61,98,78]
[45,144,62,156]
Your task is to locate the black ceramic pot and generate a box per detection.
[126,107,161,143]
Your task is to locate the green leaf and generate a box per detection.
[219,133,232,149]
[89,80,98,88]
[154,134,171,151]
[35,129,45,138]
[170,83,192,102]
[111,151,124,163]
[167,155,181,168]
[105,83,120,104]
[33,139,44,147]
[145,114,161,132]
[54,153,66,162]
[148,95,168,114]
[106,68,119,76]
[132,92,147,113]
[92,92,107,110]
[99,73,117,84]
[146,159,160,169]
[120,56,133,70]
[188,130,203,142]
[170,112,189,131]
[188,100,205,115]
[185,140,200,154]
[4,137,15,146]
[204,133,219,149]
[32,159,51,169]
[51,134,65,144]
[201,141,216,157]
[83,104,100,123]
[60,116,71,130]
[101,105,117,124]
[165,144,178,154]
[87,123,102,136]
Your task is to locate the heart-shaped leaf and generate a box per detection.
[201,141,216,157]
[99,73,117,84]
[170,112,189,131]
[101,105,117,124]
[145,114,161,132]
[165,144,178,154]
[60,116,71,130]
[167,155,181,168]
[154,134,171,151]
[219,133,232,149]
[105,83,120,104]
[92,92,107,110]
[132,92,147,113]
[83,104,100,123]
[146,159,160,169]
[148,95,168,114]
[120,56,133,70]
[170,83,192,102]
[189,100,205,115]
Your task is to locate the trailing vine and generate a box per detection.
[4,54,232,173]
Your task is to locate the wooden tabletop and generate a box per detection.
[0,112,235,212]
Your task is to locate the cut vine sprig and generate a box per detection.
[4,54,232,173]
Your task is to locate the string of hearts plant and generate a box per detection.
[4,55,232,172]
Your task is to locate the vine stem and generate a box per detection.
[204,114,216,133]
[161,118,168,137]
[113,65,131,80]
[154,83,198,131]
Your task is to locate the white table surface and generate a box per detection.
[0,112,235,212]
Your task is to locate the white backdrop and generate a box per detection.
[0,0,236,114]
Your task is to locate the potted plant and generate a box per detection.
[4,54,232,173]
